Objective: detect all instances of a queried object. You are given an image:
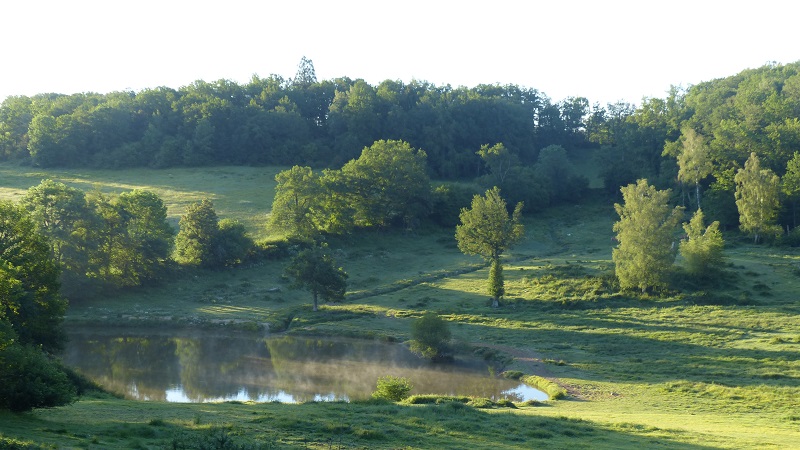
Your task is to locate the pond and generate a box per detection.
[62,326,547,403]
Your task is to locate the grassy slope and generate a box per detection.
[0,164,799,449]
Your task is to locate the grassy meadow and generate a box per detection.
[1,163,799,449]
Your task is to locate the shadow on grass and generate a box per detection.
[4,400,722,449]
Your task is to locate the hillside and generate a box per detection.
[1,165,798,448]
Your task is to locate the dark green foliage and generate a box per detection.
[340,140,430,229]
[488,260,504,302]
[372,375,412,402]
[0,342,76,412]
[21,181,174,292]
[284,246,347,311]
[429,183,480,227]
[174,199,219,267]
[0,201,66,352]
[409,312,451,360]
[215,219,254,267]
[174,199,253,269]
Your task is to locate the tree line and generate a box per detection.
[0,57,603,179]
[4,59,800,233]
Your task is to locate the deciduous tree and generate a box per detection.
[0,201,66,352]
[679,209,724,278]
[285,246,348,312]
[676,127,713,209]
[174,199,220,267]
[735,153,782,243]
[613,179,684,293]
[455,187,524,307]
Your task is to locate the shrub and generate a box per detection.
[0,344,76,412]
[409,312,451,360]
[467,397,494,408]
[372,376,412,402]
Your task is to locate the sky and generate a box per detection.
[2,0,798,107]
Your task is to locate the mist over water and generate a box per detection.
[62,326,547,403]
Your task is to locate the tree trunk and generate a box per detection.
[696,183,701,210]
[312,291,318,312]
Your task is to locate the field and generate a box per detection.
[1,164,799,449]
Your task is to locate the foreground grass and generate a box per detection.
[1,164,799,448]
[1,394,723,450]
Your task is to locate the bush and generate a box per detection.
[409,312,451,360]
[372,376,412,402]
[0,344,76,412]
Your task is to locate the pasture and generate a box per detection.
[0,164,798,449]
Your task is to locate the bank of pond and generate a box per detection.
[63,326,547,403]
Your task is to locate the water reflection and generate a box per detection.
[63,327,547,403]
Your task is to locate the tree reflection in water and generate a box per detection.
[63,327,547,402]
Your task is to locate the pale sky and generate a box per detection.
[2,0,798,107]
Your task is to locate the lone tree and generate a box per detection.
[613,179,684,293]
[455,187,524,307]
[285,246,348,312]
[735,152,781,244]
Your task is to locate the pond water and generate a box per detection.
[62,327,547,403]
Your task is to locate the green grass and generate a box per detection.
[1,163,799,448]
[0,164,284,240]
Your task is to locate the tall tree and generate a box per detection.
[114,190,174,284]
[20,180,95,294]
[735,153,782,243]
[613,179,684,293]
[455,187,524,307]
[173,199,220,267]
[675,127,713,209]
[0,202,66,353]
[284,246,348,312]
[267,165,324,240]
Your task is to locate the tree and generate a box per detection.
[0,201,67,353]
[613,179,684,293]
[782,151,800,229]
[340,139,430,229]
[114,190,174,284]
[215,219,254,267]
[0,204,75,412]
[267,166,324,240]
[409,312,451,360]
[735,152,782,243]
[20,180,95,294]
[675,127,713,209]
[455,187,524,307]
[476,143,519,186]
[285,246,348,312]
[679,209,725,278]
[173,199,220,267]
